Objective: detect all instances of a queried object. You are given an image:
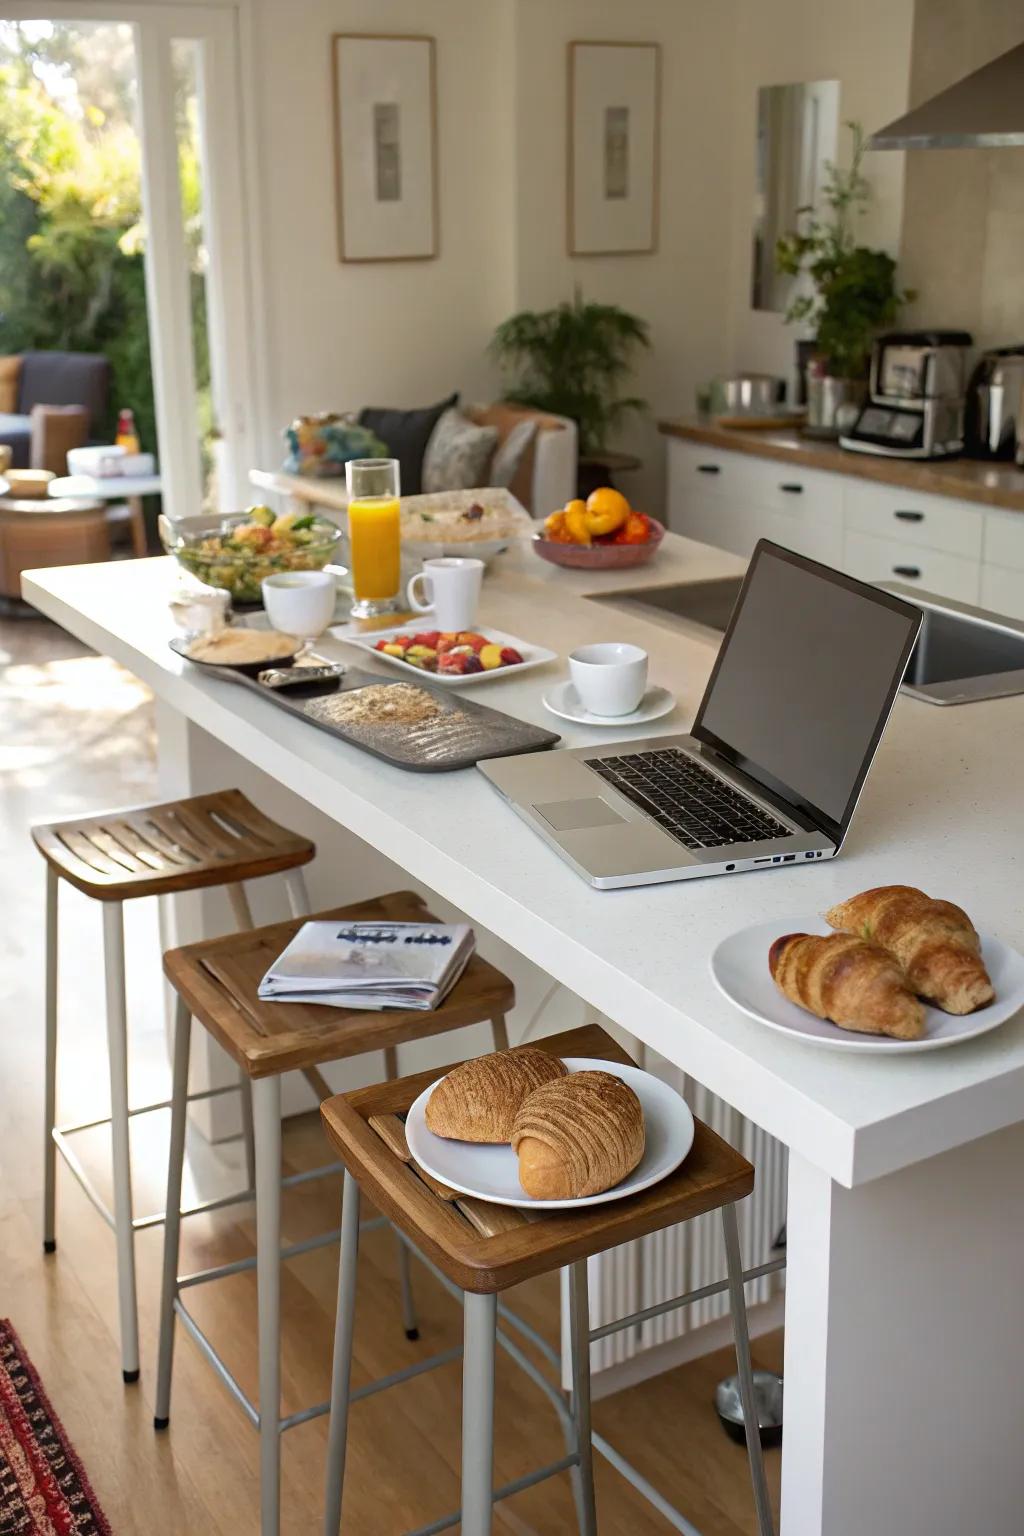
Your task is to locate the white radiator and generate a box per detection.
[563,1042,788,1380]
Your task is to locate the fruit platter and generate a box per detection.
[533,487,664,571]
[339,625,556,689]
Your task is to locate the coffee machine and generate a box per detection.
[965,346,1024,466]
[840,330,972,459]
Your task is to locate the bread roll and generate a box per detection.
[769,931,925,1040]
[425,1046,566,1143]
[825,885,994,1015]
[511,1070,645,1200]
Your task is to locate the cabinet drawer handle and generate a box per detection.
[893,564,921,578]
[697,463,721,475]
[779,482,804,494]
[894,509,924,522]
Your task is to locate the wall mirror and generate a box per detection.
[751,79,840,312]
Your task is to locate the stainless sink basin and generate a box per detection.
[592,576,1024,705]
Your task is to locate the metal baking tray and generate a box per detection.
[174,652,560,771]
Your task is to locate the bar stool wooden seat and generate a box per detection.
[156,890,515,1536]
[33,788,315,1384]
[319,1023,775,1536]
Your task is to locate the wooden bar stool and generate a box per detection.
[156,890,515,1536]
[32,788,315,1383]
[319,1023,775,1536]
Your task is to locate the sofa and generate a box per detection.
[0,351,111,470]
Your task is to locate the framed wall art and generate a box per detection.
[567,41,661,256]
[332,33,438,262]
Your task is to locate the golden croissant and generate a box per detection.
[825,885,994,1015]
[511,1070,645,1199]
[769,931,925,1040]
[425,1046,566,1143]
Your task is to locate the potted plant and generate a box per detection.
[489,288,650,479]
[775,121,914,436]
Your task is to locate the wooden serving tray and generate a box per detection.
[174,652,560,772]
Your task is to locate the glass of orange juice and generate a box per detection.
[345,458,401,619]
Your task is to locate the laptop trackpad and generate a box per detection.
[535,797,627,832]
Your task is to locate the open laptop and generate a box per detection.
[478,541,922,889]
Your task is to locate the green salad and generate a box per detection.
[173,506,341,604]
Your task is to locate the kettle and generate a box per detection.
[965,346,1024,465]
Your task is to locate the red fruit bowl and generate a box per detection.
[532,517,665,570]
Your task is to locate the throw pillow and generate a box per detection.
[358,392,458,496]
[0,355,22,415]
[421,408,498,494]
[490,417,537,489]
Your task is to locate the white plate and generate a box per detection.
[710,917,1024,1053]
[333,623,556,688]
[542,681,676,728]
[405,1056,695,1209]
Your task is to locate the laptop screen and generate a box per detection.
[692,542,921,835]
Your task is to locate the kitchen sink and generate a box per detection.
[593,577,1024,705]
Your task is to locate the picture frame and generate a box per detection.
[331,33,438,263]
[567,41,661,257]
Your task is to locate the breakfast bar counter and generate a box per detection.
[24,535,1024,1536]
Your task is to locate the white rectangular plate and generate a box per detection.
[331,623,557,688]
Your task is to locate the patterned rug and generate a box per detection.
[0,1321,111,1534]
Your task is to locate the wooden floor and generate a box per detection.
[0,615,782,1535]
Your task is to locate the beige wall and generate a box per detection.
[726,0,915,389]
[899,0,1024,349]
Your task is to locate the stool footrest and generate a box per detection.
[406,1455,580,1536]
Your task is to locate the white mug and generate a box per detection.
[261,570,337,638]
[568,642,648,717]
[406,557,484,632]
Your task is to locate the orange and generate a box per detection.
[585,487,630,521]
[564,498,586,518]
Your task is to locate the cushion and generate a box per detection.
[30,404,89,475]
[0,413,33,470]
[467,402,567,512]
[0,356,22,415]
[421,408,498,494]
[490,417,537,489]
[358,392,458,496]
[17,351,110,430]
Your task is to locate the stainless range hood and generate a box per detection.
[870,40,1024,150]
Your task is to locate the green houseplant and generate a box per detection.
[775,121,914,428]
[489,288,650,457]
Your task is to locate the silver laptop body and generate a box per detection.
[478,542,922,890]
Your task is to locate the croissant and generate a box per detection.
[769,931,925,1040]
[511,1071,645,1200]
[425,1046,566,1143]
[825,886,994,1016]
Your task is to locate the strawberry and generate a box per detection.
[411,631,441,649]
[439,651,483,675]
[500,647,524,665]
[392,633,415,649]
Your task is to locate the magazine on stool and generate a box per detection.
[258,919,475,1011]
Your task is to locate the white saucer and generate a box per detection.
[542,681,676,728]
[404,1057,694,1209]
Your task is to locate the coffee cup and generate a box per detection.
[568,642,648,717]
[406,557,484,633]
[261,570,337,638]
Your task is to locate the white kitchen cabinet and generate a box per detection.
[980,564,1024,621]
[843,528,981,604]
[845,479,983,559]
[983,508,1024,573]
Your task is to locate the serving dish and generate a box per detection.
[336,623,556,688]
[533,516,665,571]
[710,916,1024,1053]
[400,488,533,566]
[404,1056,694,1210]
[169,633,300,679]
[160,509,343,605]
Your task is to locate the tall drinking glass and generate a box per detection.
[345,458,401,619]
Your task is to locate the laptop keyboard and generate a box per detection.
[587,748,790,851]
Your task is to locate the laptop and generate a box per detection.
[478,541,922,889]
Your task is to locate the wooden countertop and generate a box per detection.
[658,417,1024,514]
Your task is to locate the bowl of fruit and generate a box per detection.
[533,488,664,570]
[347,627,555,687]
[160,506,343,606]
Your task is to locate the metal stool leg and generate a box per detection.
[489,1015,510,1052]
[253,1074,283,1536]
[383,1044,419,1341]
[226,883,258,1189]
[722,1202,775,1536]
[103,901,140,1383]
[42,865,59,1254]
[323,1171,362,1535]
[461,1291,497,1536]
[283,867,311,916]
[154,995,192,1428]
[568,1261,598,1536]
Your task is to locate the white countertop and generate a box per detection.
[24,535,1024,1188]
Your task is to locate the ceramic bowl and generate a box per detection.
[532,517,665,571]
